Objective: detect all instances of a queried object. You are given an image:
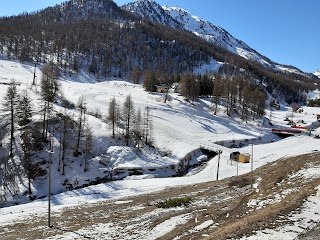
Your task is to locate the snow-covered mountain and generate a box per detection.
[163,6,270,64]
[123,0,269,65]
[315,69,320,78]
[122,0,181,28]
[122,0,307,74]
[43,0,124,22]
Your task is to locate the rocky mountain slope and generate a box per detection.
[121,0,181,28]
[123,0,256,57]
[42,0,126,21]
[123,0,308,75]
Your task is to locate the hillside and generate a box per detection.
[0,0,317,103]
[0,1,320,239]
[0,59,269,207]
[123,0,311,76]
[1,52,320,239]
[1,144,320,239]
[0,55,318,205]
[123,0,267,65]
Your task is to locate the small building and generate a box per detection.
[272,128,301,134]
[297,108,303,113]
[291,125,309,130]
[230,151,240,161]
[170,83,180,93]
[291,104,302,113]
[239,153,250,163]
[230,151,250,163]
[156,84,169,93]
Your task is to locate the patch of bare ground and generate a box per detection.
[1,152,320,240]
[296,223,320,240]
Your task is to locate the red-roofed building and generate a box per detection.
[291,104,302,113]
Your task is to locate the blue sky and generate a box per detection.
[0,0,319,73]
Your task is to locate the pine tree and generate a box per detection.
[143,70,157,92]
[123,95,135,146]
[212,74,223,115]
[133,108,142,148]
[143,107,153,145]
[199,73,213,97]
[74,95,86,157]
[107,96,118,138]
[20,129,34,194]
[17,90,32,126]
[40,62,60,139]
[41,62,60,103]
[132,67,141,84]
[241,85,251,123]
[83,124,92,172]
[2,79,19,157]
[180,73,199,101]
[58,112,72,175]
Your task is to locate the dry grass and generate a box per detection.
[1,152,320,240]
[155,197,193,208]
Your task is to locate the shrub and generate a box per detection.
[18,118,31,126]
[228,177,251,188]
[155,197,192,208]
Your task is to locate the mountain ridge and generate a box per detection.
[122,0,181,28]
[122,0,309,76]
[41,0,129,22]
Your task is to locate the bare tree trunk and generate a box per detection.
[42,102,47,140]
[84,126,92,172]
[9,105,14,157]
[58,117,62,172]
[75,96,86,157]
[61,116,67,175]
[126,110,130,146]
[144,107,152,145]
[28,176,31,194]
[45,100,50,140]
[75,107,83,155]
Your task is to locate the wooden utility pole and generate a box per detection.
[216,150,222,180]
[237,158,239,177]
[164,87,169,103]
[251,142,254,189]
[48,137,53,228]
[32,63,36,86]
